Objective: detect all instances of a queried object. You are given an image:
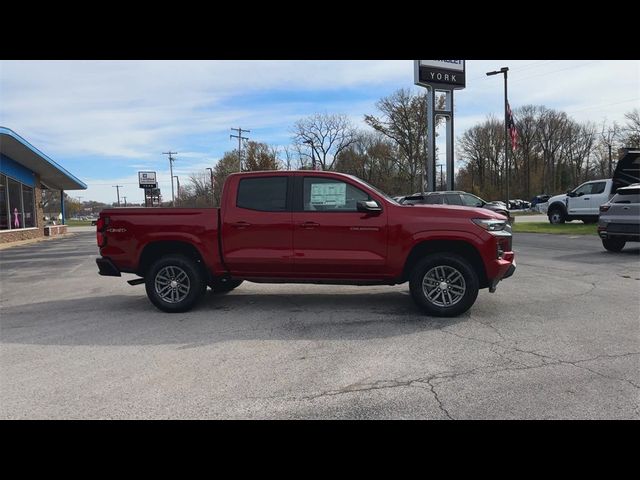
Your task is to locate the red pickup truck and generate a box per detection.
[96,171,515,316]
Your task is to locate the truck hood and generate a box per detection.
[547,193,567,205]
[406,204,507,221]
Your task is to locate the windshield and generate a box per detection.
[347,175,400,204]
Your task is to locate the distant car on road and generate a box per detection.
[597,183,640,252]
[401,191,512,222]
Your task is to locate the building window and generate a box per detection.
[0,174,7,230]
[0,174,36,230]
[22,185,35,228]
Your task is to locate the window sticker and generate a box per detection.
[310,182,346,207]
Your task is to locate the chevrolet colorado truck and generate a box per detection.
[96,171,515,317]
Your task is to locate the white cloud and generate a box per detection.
[2,60,638,203]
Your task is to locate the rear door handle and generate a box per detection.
[299,221,320,229]
[583,197,590,200]
[232,221,252,229]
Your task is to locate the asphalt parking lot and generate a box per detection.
[1,230,638,419]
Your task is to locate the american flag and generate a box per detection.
[506,101,518,150]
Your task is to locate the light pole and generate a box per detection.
[486,67,510,207]
[206,167,214,206]
[303,139,317,170]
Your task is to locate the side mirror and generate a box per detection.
[357,200,382,214]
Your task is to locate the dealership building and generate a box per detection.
[0,127,86,244]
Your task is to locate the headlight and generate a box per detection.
[472,218,508,232]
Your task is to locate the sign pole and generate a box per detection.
[414,60,465,194]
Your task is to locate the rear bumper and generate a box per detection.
[96,257,121,277]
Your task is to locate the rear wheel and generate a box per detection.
[145,255,205,313]
[409,253,479,317]
[548,208,565,224]
[602,238,625,252]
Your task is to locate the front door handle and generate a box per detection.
[232,221,252,229]
[299,221,320,229]
[583,197,590,200]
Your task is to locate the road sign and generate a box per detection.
[138,171,157,189]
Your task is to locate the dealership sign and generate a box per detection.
[414,60,465,89]
[138,171,157,189]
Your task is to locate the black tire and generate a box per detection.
[145,255,206,313]
[409,253,479,317]
[602,238,625,252]
[548,208,565,224]
[211,278,243,294]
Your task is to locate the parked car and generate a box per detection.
[96,171,516,317]
[546,179,615,224]
[401,191,512,222]
[597,183,640,252]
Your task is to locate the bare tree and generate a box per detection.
[293,113,356,171]
[364,88,445,193]
[622,108,640,147]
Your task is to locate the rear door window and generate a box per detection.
[237,176,289,211]
[424,195,443,204]
[444,193,463,205]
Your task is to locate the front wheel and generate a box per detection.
[602,238,625,252]
[145,255,206,313]
[409,253,479,317]
[548,209,565,224]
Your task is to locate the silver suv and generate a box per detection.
[598,183,640,252]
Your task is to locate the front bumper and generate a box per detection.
[489,257,516,293]
[96,257,121,277]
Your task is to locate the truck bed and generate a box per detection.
[98,208,223,275]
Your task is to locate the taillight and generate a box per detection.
[96,216,109,247]
[600,205,610,213]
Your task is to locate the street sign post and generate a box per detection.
[414,60,466,192]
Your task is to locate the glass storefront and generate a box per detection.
[0,174,36,231]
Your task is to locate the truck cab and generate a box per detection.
[547,179,613,224]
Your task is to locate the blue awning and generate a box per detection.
[0,127,87,190]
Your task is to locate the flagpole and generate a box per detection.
[504,69,509,208]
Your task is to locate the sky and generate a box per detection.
[1,60,638,204]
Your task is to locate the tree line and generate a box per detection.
[173,88,639,207]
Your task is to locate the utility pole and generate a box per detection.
[112,185,123,207]
[173,176,180,206]
[123,196,127,207]
[230,127,250,172]
[206,167,214,206]
[608,143,612,177]
[163,151,178,206]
